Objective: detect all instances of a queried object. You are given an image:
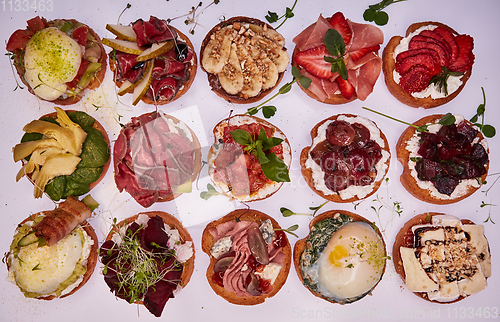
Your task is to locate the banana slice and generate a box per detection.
[259,57,279,90]
[218,45,244,95]
[236,44,262,98]
[202,26,233,74]
[254,35,289,73]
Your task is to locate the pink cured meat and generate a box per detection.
[293,14,383,101]
[113,112,196,207]
[132,16,177,47]
[211,220,284,297]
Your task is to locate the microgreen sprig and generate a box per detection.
[245,66,311,118]
[200,183,222,200]
[363,0,407,26]
[324,29,348,80]
[167,1,220,35]
[6,53,24,91]
[281,201,328,217]
[470,87,496,138]
[481,200,496,224]
[275,224,299,238]
[265,0,297,30]
[362,107,455,132]
[230,128,290,182]
[117,3,131,24]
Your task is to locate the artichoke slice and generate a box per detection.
[32,154,81,198]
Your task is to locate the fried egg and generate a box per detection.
[316,222,385,301]
[24,27,82,101]
[8,226,93,297]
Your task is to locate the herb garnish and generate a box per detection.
[323,29,348,80]
[6,53,24,91]
[362,107,455,132]
[230,128,290,182]
[32,263,41,271]
[117,3,131,24]
[167,1,220,34]
[470,87,496,138]
[200,183,222,200]
[481,200,496,224]
[265,0,297,29]
[280,200,328,217]
[275,224,299,238]
[363,0,407,26]
[429,67,464,96]
[245,66,311,118]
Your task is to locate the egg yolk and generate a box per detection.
[328,244,348,267]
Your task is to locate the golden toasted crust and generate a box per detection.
[293,210,386,303]
[109,26,197,105]
[300,114,390,203]
[38,109,111,193]
[7,213,98,300]
[207,114,291,202]
[396,114,489,204]
[392,212,479,303]
[200,16,286,104]
[201,209,291,305]
[382,21,472,109]
[105,211,195,305]
[15,18,107,105]
[291,47,357,104]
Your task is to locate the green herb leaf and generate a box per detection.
[265,11,279,23]
[260,153,290,182]
[230,129,253,146]
[280,207,295,217]
[482,124,496,138]
[262,106,277,118]
[363,8,377,21]
[259,128,283,150]
[200,183,222,200]
[279,82,293,94]
[439,113,456,126]
[363,0,407,26]
[373,11,389,26]
[285,7,294,19]
[470,114,478,123]
[324,29,345,57]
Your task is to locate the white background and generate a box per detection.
[0,0,499,321]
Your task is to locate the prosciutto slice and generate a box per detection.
[293,15,383,101]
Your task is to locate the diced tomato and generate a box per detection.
[26,16,47,33]
[72,25,88,47]
[66,59,89,89]
[6,29,34,52]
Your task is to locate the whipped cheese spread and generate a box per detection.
[305,115,390,199]
[405,115,487,200]
[393,25,463,99]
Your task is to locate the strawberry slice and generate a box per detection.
[433,27,460,65]
[399,65,433,93]
[349,45,380,61]
[294,45,336,79]
[328,12,352,46]
[395,53,441,76]
[448,34,474,73]
[336,76,355,100]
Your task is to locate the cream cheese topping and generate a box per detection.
[305,115,390,199]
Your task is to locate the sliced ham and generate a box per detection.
[132,16,177,47]
[293,15,333,51]
[347,20,384,52]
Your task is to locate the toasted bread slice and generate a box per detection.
[293,210,386,303]
[396,114,488,204]
[300,114,390,203]
[392,212,489,303]
[200,16,287,104]
[382,21,472,109]
[104,211,195,305]
[202,209,291,305]
[207,114,291,202]
[7,213,98,300]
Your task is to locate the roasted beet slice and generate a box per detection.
[433,176,459,196]
[437,123,459,146]
[418,139,439,161]
[142,216,169,252]
[415,159,442,181]
[438,142,462,160]
[470,143,489,164]
[144,279,176,317]
[326,121,355,146]
[457,121,479,143]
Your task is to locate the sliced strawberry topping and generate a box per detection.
[328,12,352,46]
[395,53,441,76]
[433,27,460,65]
[399,65,434,93]
[294,45,336,79]
[27,16,47,33]
[396,48,440,66]
[349,45,380,61]
[336,76,355,100]
[72,25,88,47]
[448,34,474,73]
[418,30,452,53]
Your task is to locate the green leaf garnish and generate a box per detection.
[429,67,464,96]
[275,224,299,238]
[200,183,222,200]
[309,200,329,216]
[264,0,297,29]
[323,29,348,80]
[32,263,41,271]
[470,87,496,138]
[280,201,328,217]
[363,0,407,26]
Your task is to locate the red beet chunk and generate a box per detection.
[418,139,439,161]
[434,176,459,196]
[470,143,489,164]
[457,121,479,143]
[415,159,442,181]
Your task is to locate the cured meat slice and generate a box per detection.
[72,25,88,47]
[132,16,177,47]
[347,20,384,52]
[292,15,333,52]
